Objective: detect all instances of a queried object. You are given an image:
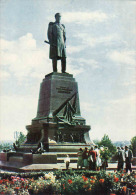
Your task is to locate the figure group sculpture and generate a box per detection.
[45,13,66,73]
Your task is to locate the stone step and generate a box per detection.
[57,157,77,163]
[57,153,77,157]
[49,145,86,152]
[9,156,23,163]
[8,152,24,157]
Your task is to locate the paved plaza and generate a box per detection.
[0,161,136,172]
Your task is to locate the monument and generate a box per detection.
[20,12,91,152]
[0,13,91,170]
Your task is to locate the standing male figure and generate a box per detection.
[47,13,66,73]
[117,147,124,171]
[82,147,89,169]
[88,146,97,170]
[125,145,133,173]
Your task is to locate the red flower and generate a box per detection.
[0,180,3,184]
[68,179,72,184]
[99,179,104,183]
[90,176,96,180]
[122,186,127,192]
[121,174,124,177]
[15,187,20,190]
[83,177,88,182]
[90,180,95,184]
[83,184,88,188]
[114,177,119,182]
[63,184,65,189]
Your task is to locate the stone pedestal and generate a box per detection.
[33,72,84,123]
[19,72,91,153]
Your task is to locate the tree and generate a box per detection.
[97,134,116,156]
[131,136,136,157]
[16,132,26,147]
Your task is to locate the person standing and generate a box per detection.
[64,155,70,169]
[47,13,66,73]
[94,145,101,171]
[77,148,83,169]
[88,146,97,170]
[121,146,125,169]
[125,146,133,173]
[82,147,89,169]
[117,147,124,171]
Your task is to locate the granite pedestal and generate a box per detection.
[20,72,91,154]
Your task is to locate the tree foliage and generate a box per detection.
[16,132,26,146]
[131,136,136,157]
[97,134,116,155]
[0,143,13,152]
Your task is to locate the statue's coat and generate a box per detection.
[48,22,66,59]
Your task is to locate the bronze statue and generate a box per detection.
[46,13,66,73]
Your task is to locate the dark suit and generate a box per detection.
[125,149,133,172]
[117,149,124,171]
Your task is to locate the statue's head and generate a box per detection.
[55,13,61,23]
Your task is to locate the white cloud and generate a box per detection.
[67,64,84,76]
[81,102,96,112]
[109,94,136,108]
[86,94,136,141]
[0,95,38,140]
[63,11,108,23]
[104,94,136,140]
[78,58,99,69]
[67,57,99,72]
[108,50,136,66]
[0,70,10,80]
[67,45,85,54]
[18,33,36,50]
[0,33,51,80]
[75,33,120,47]
[122,80,136,86]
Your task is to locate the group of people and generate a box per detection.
[75,145,133,172]
[77,146,102,171]
[117,145,133,173]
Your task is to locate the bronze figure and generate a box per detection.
[47,13,66,73]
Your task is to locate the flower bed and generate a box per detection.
[0,170,135,195]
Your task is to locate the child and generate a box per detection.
[64,155,70,169]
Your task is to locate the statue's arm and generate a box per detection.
[47,22,54,43]
[62,24,66,46]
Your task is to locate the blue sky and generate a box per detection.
[0,0,136,142]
